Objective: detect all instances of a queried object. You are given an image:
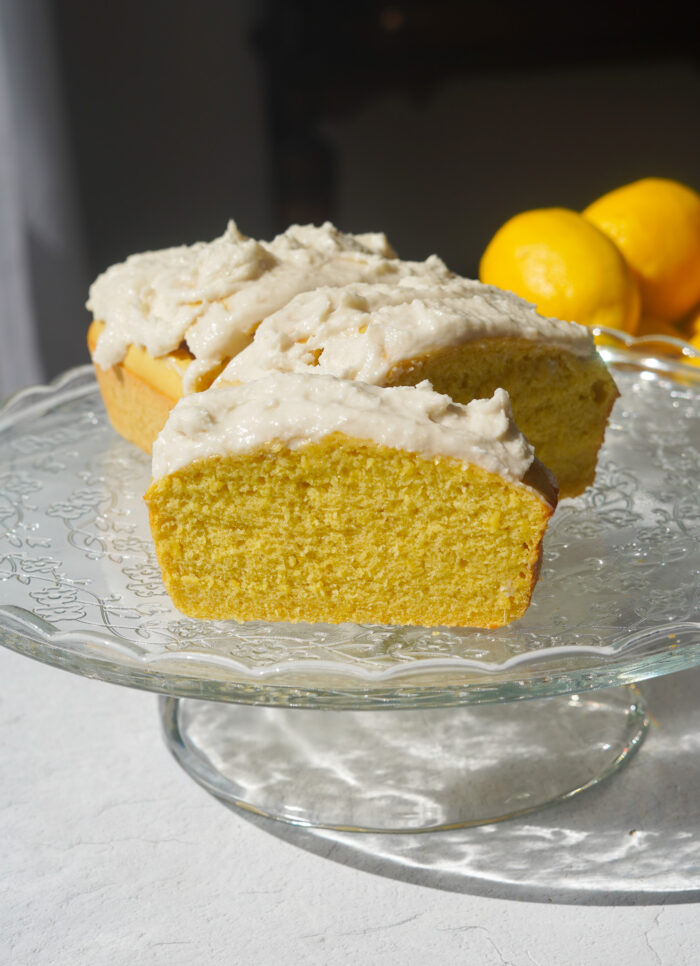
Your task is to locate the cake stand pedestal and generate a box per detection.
[0,356,698,843]
[160,687,647,832]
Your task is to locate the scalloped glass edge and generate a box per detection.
[0,351,699,706]
[2,601,699,684]
[2,606,699,709]
[593,325,700,382]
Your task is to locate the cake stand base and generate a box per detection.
[159,686,648,833]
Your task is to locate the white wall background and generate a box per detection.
[1,1,697,395]
[324,60,700,278]
[0,0,88,397]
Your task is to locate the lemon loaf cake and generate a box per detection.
[217,279,619,497]
[144,373,557,628]
[87,221,451,452]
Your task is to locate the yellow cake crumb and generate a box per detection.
[144,434,555,628]
[387,338,618,498]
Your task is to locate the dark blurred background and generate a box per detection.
[3,0,699,386]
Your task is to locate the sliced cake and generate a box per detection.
[87,221,450,452]
[217,278,619,497]
[144,373,557,628]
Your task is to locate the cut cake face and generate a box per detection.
[144,373,557,628]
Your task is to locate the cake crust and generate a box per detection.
[90,354,176,455]
[88,320,213,454]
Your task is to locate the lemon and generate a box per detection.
[479,207,641,333]
[583,178,700,322]
[635,315,686,339]
[682,332,700,368]
[683,304,700,339]
[634,309,700,370]
[623,314,692,358]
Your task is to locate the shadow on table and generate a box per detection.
[231,665,700,906]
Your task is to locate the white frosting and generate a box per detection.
[217,278,594,386]
[151,372,539,492]
[87,221,452,392]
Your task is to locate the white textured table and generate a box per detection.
[2,644,699,966]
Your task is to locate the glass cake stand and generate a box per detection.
[1,332,699,834]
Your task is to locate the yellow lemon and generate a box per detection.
[684,330,700,368]
[633,308,700,371]
[627,314,692,358]
[583,178,700,322]
[479,207,641,333]
[635,315,686,339]
[683,303,700,339]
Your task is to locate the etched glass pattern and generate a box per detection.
[0,354,698,708]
